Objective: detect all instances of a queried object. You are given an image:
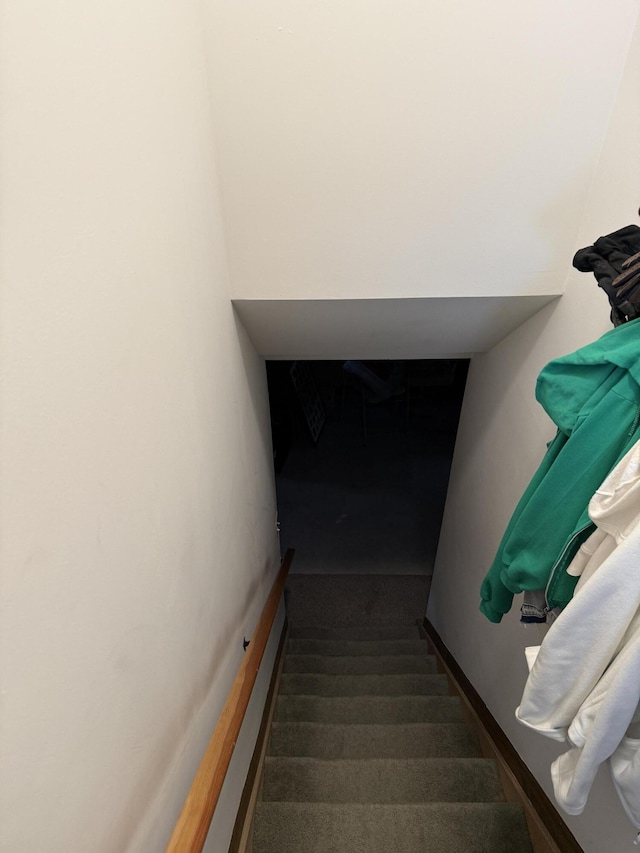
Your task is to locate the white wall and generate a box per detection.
[206,0,637,304]
[428,14,640,853]
[0,3,280,851]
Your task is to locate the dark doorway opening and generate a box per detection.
[267,359,469,576]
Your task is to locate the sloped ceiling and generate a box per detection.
[205,0,640,356]
[233,295,559,359]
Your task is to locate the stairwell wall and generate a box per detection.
[0,3,280,851]
[427,15,640,853]
[204,0,638,305]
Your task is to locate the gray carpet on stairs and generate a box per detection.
[262,756,504,803]
[279,672,449,696]
[284,574,431,627]
[275,694,465,724]
[268,722,484,759]
[290,625,424,640]
[251,579,532,852]
[287,638,429,656]
[253,802,532,853]
[284,653,437,674]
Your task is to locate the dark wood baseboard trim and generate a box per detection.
[422,617,583,853]
[228,617,289,853]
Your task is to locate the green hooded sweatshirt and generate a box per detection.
[480,318,640,623]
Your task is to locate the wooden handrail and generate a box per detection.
[165,548,295,853]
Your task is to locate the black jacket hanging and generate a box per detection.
[573,224,640,326]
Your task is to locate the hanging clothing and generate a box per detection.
[515,441,640,827]
[480,318,640,624]
[574,224,640,326]
[567,440,640,593]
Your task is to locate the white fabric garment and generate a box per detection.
[516,440,640,825]
[524,645,541,672]
[568,440,640,592]
[550,616,640,819]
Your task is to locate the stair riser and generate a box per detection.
[288,639,429,656]
[279,673,449,696]
[253,619,533,853]
[275,695,464,724]
[283,655,438,674]
[289,626,422,641]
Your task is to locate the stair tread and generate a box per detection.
[279,672,448,696]
[275,694,464,724]
[253,802,534,853]
[283,654,437,674]
[289,626,422,641]
[262,756,503,803]
[288,638,428,656]
[254,619,533,853]
[269,722,483,758]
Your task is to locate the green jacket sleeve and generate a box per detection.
[479,430,567,623]
[480,375,640,621]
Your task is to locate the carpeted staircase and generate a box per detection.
[252,622,533,852]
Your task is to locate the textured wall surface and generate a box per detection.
[0,3,280,850]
